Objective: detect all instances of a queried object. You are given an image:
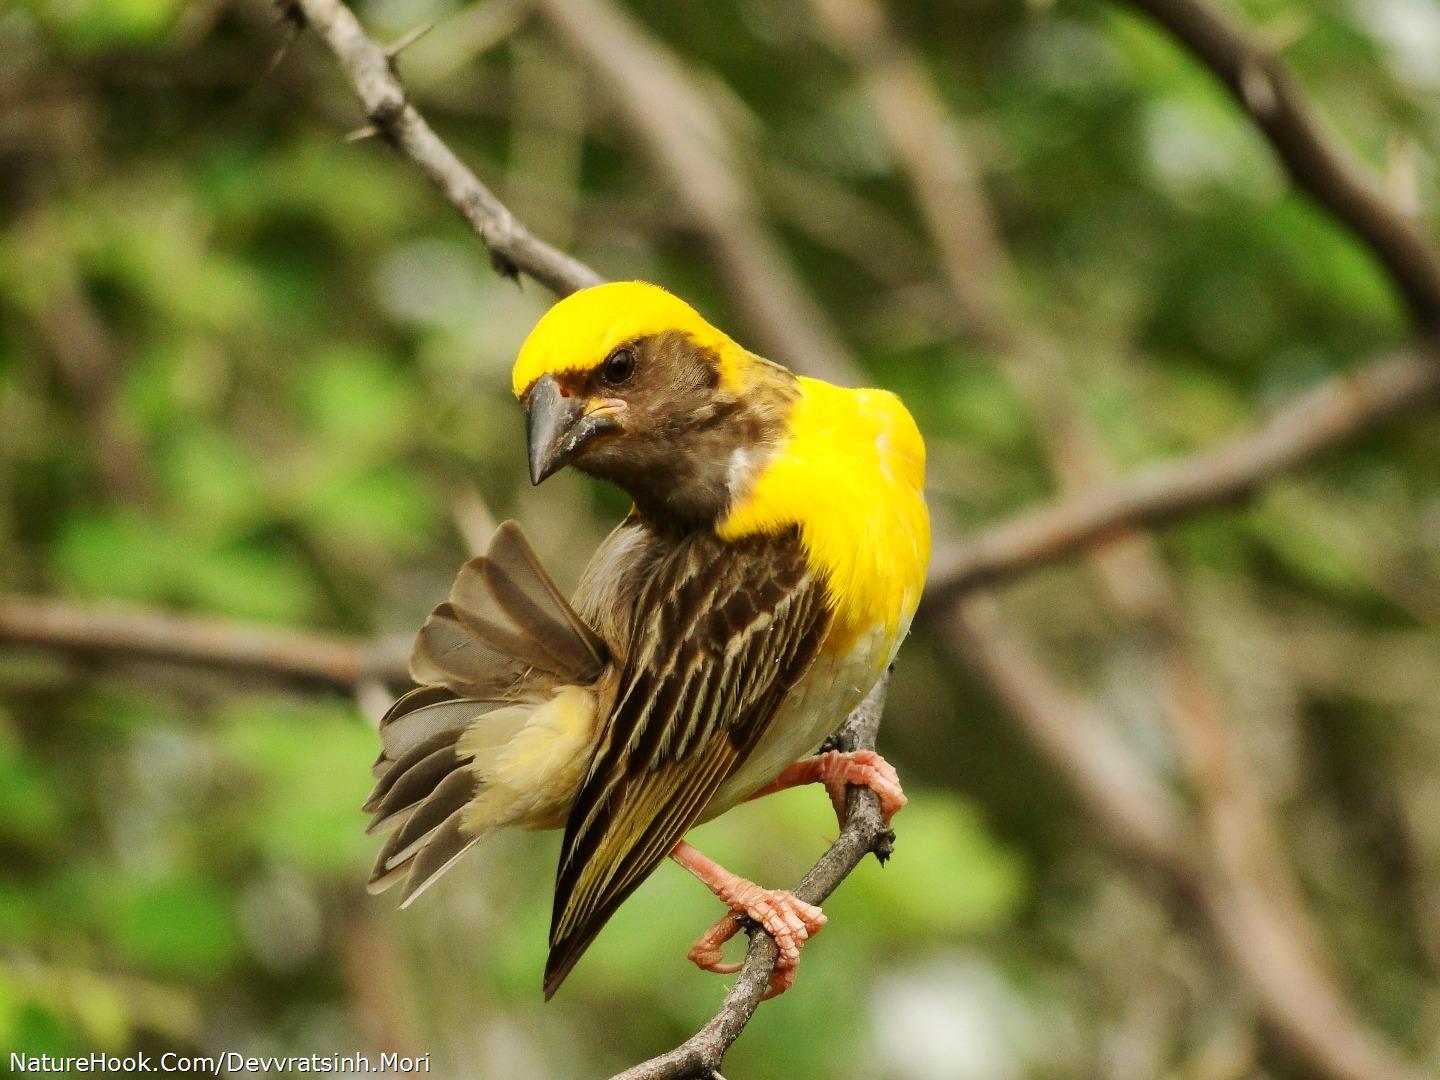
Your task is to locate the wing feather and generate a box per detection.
[543,526,830,997]
[485,520,609,671]
[409,520,608,697]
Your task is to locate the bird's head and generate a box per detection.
[511,282,794,527]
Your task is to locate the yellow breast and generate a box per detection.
[717,377,930,654]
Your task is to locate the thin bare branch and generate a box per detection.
[928,347,1440,605]
[0,595,404,689]
[1122,0,1440,330]
[284,0,601,296]
[947,596,1190,869]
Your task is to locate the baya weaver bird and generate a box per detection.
[364,281,929,999]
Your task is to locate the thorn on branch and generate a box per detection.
[267,3,303,75]
[385,21,434,61]
[490,248,522,283]
[872,828,896,866]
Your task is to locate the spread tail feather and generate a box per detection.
[368,522,608,910]
[398,811,478,908]
[375,686,491,765]
[365,688,529,900]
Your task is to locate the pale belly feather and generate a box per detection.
[702,620,899,819]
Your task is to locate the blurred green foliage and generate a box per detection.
[1,0,1438,1076]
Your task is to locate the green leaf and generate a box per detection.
[0,742,65,847]
[5,1001,84,1058]
[942,366,1031,454]
[296,346,418,456]
[1248,483,1379,597]
[215,697,376,875]
[183,543,321,625]
[30,0,184,50]
[815,791,1026,937]
[157,430,269,538]
[54,513,183,603]
[106,874,243,977]
[54,514,321,623]
[298,465,437,555]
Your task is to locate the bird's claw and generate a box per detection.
[816,748,907,826]
[687,913,744,974]
[686,888,826,999]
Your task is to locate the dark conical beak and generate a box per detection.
[524,374,620,485]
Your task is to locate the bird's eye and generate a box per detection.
[601,348,636,385]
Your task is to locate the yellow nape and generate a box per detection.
[512,281,748,396]
[719,376,931,652]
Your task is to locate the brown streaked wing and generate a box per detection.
[543,526,831,998]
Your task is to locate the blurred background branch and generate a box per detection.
[927,346,1440,599]
[0,594,405,689]
[1123,0,1440,330]
[531,0,867,384]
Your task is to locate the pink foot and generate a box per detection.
[687,912,744,975]
[671,842,827,1000]
[752,749,908,826]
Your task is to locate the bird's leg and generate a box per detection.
[669,840,826,1000]
[748,749,907,827]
